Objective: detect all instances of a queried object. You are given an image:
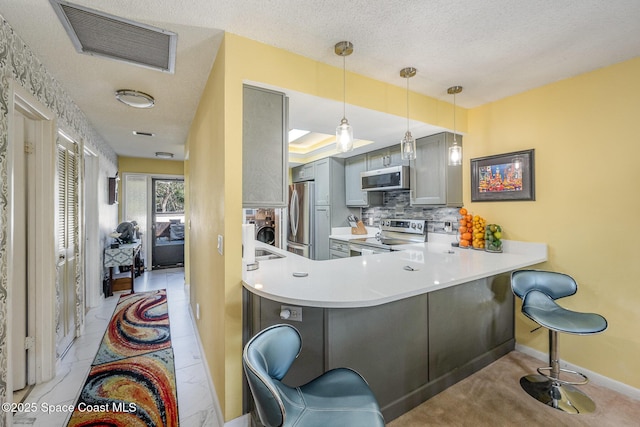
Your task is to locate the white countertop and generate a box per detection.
[242,240,547,308]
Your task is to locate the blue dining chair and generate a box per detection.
[243,324,385,427]
[511,270,607,414]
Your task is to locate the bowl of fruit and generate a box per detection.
[485,224,503,253]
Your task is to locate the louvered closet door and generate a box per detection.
[55,137,78,358]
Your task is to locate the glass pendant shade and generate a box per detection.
[447,85,463,166]
[401,131,416,160]
[336,117,354,153]
[448,141,462,166]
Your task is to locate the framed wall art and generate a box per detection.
[471,149,535,202]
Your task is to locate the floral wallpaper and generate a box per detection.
[0,16,117,425]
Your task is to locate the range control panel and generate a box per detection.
[380,219,427,235]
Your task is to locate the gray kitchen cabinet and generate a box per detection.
[329,238,349,259]
[311,157,357,260]
[314,205,331,260]
[345,154,381,207]
[292,162,315,182]
[242,85,288,207]
[314,158,331,205]
[366,145,406,170]
[410,132,462,206]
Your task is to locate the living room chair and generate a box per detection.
[511,270,607,414]
[243,324,385,427]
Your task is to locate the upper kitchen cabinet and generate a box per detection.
[242,85,288,207]
[410,132,462,206]
[345,154,382,207]
[292,162,315,182]
[366,145,407,170]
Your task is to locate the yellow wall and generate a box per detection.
[188,31,640,420]
[186,36,232,418]
[466,57,640,388]
[118,156,184,175]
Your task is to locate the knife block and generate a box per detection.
[351,221,368,235]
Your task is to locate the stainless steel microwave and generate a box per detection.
[361,165,410,191]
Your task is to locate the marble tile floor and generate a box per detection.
[12,267,220,427]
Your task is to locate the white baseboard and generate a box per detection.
[515,344,640,401]
[224,414,251,427]
[188,304,225,427]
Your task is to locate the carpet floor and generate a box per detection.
[387,351,640,426]
[67,290,178,427]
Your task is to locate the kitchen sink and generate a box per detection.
[255,248,285,260]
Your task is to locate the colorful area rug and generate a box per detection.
[67,290,179,427]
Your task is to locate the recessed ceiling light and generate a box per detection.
[115,89,155,108]
[289,129,310,143]
[155,152,174,159]
[133,131,155,137]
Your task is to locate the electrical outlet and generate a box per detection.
[280,305,303,322]
[196,303,200,320]
[217,235,223,255]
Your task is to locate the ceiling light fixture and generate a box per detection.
[115,89,155,108]
[400,67,417,160]
[155,152,174,159]
[447,86,463,166]
[335,41,354,153]
[288,129,310,143]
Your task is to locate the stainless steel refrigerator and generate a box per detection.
[287,182,314,259]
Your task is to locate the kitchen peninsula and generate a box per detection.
[242,239,547,421]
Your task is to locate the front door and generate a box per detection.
[151,178,185,269]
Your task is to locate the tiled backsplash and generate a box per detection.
[361,190,460,234]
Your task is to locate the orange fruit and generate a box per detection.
[460,240,470,247]
[459,208,468,215]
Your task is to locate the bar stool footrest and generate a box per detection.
[536,366,589,386]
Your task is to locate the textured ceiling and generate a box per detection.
[1,0,639,160]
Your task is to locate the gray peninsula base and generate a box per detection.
[243,273,514,423]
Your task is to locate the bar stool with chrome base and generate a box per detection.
[511,270,607,414]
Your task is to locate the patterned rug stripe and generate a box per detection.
[93,290,171,365]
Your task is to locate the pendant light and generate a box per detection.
[335,41,354,153]
[448,86,463,166]
[400,67,417,160]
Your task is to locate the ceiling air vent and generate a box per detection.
[50,0,177,73]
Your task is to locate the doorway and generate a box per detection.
[10,107,36,396]
[151,178,185,269]
[8,83,57,399]
[55,131,80,359]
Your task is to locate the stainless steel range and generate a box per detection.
[349,218,427,256]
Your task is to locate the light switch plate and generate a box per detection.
[217,235,223,255]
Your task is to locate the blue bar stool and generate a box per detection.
[511,270,607,414]
[243,324,385,427]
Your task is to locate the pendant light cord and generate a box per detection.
[406,77,410,131]
[343,55,346,119]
